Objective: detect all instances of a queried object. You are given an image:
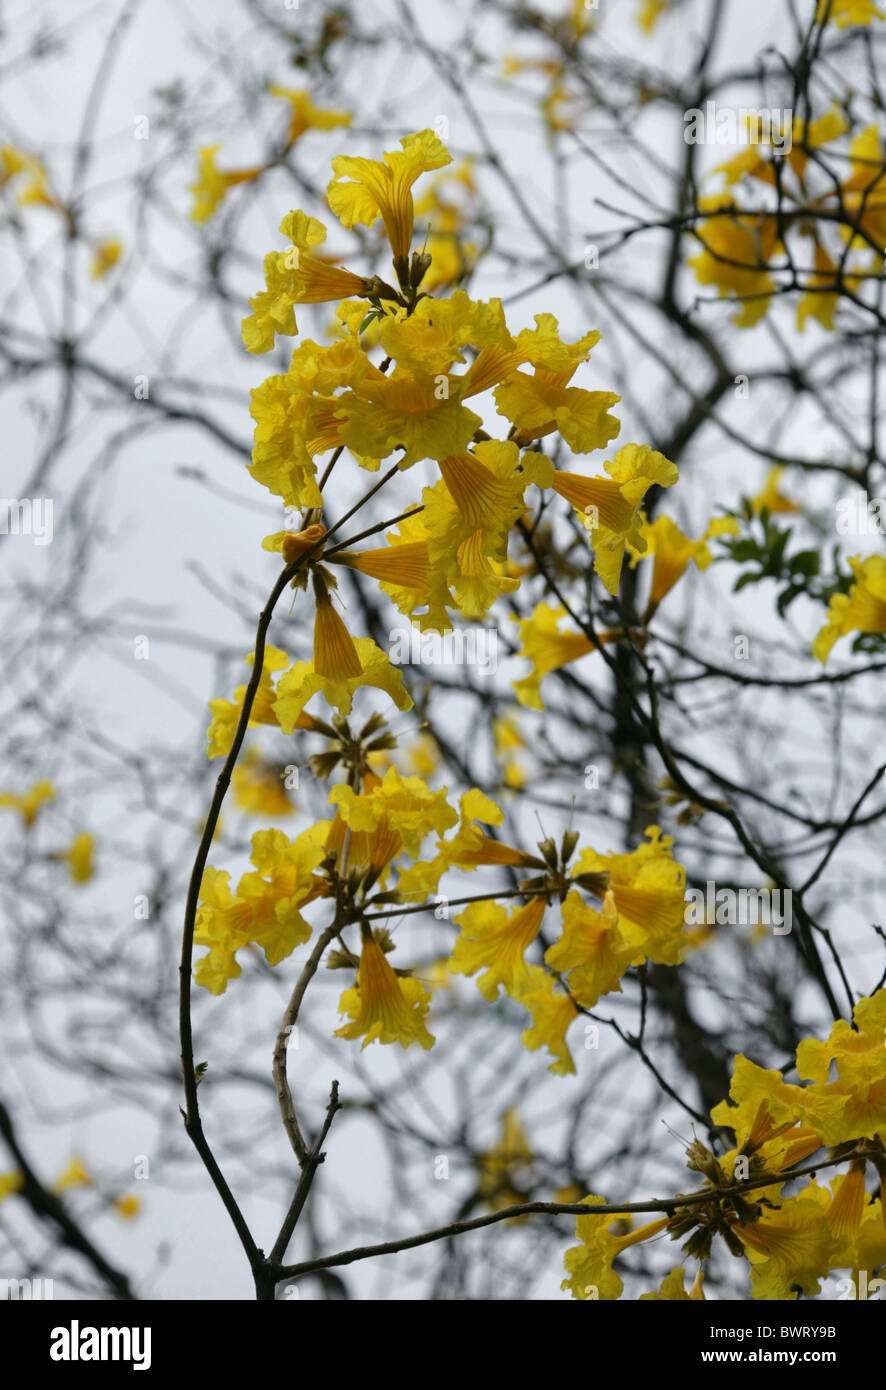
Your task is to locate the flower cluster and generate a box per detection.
[2,144,121,278]
[189,124,718,1069]
[688,107,886,330]
[189,87,352,224]
[813,554,886,662]
[562,989,886,1299]
[0,779,95,884]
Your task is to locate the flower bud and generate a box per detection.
[560,828,580,865]
[538,836,559,871]
[282,523,326,565]
[409,250,432,288]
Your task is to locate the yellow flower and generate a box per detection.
[62,832,95,884]
[553,444,680,595]
[281,211,368,300]
[248,337,366,505]
[709,146,775,190]
[402,732,440,780]
[629,512,738,616]
[314,591,362,677]
[604,862,688,967]
[477,1109,534,1209]
[568,0,596,37]
[394,788,511,902]
[0,779,55,828]
[196,878,243,989]
[734,1186,838,1300]
[492,713,523,752]
[333,521,439,629]
[18,167,56,208]
[413,160,479,292]
[0,1172,23,1202]
[112,1195,142,1220]
[422,442,552,619]
[795,988,886,1143]
[273,632,413,726]
[500,56,563,80]
[639,1266,705,1299]
[90,238,122,280]
[844,1184,886,1279]
[442,793,540,873]
[335,296,391,345]
[242,211,369,354]
[335,932,435,1049]
[637,0,668,32]
[242,261,300,357]
[562,1197,672,1300]
[512,601,602,709]
[327,128,452,267]
[812,554,886,663]
[247,288,529,489]
[713,994,886,1155]
[688,196,779,327]
[545,890,640,1007]
[750,467,801,515]
[815,0,885,25]
[367,748,394,776]
[797,989,886,1088]
[232,749,295,817]
[414,160,475,218]
[268,86,351,149]
[337,374,482,473]
[826,1162,868,1243]
[420,228,477,293]
[324,770,403,885]
[1,144,30,184]
[711,106,848,187]
[710,1054,811,1141]
[713,1088,822,1184]
[796,241,841,332]
[450,895,547,1002]
[513,966,579,1075]
[493,313,621,454]
[423,955,454,995]
[329,766,457,861]
[492,711,528,788]
[194,824,329,994]
[386,290,522,389]
[333,295,525,472]
[845,126,886,194]
[789,106,851,178]
[394,857,450,905]
[1,144,65,212]
[554,1183,583,1205]
[189,144,263,224]
[52,1156,93,1193]
[206,645,291,758]
[840,125,886,251]
[262,522,327,565]
[575,826,687,967]
[541,81,581,137]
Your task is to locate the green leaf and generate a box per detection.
[733,572,759,592]
[788,549,820,577]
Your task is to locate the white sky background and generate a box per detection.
[1,0,883,1299]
